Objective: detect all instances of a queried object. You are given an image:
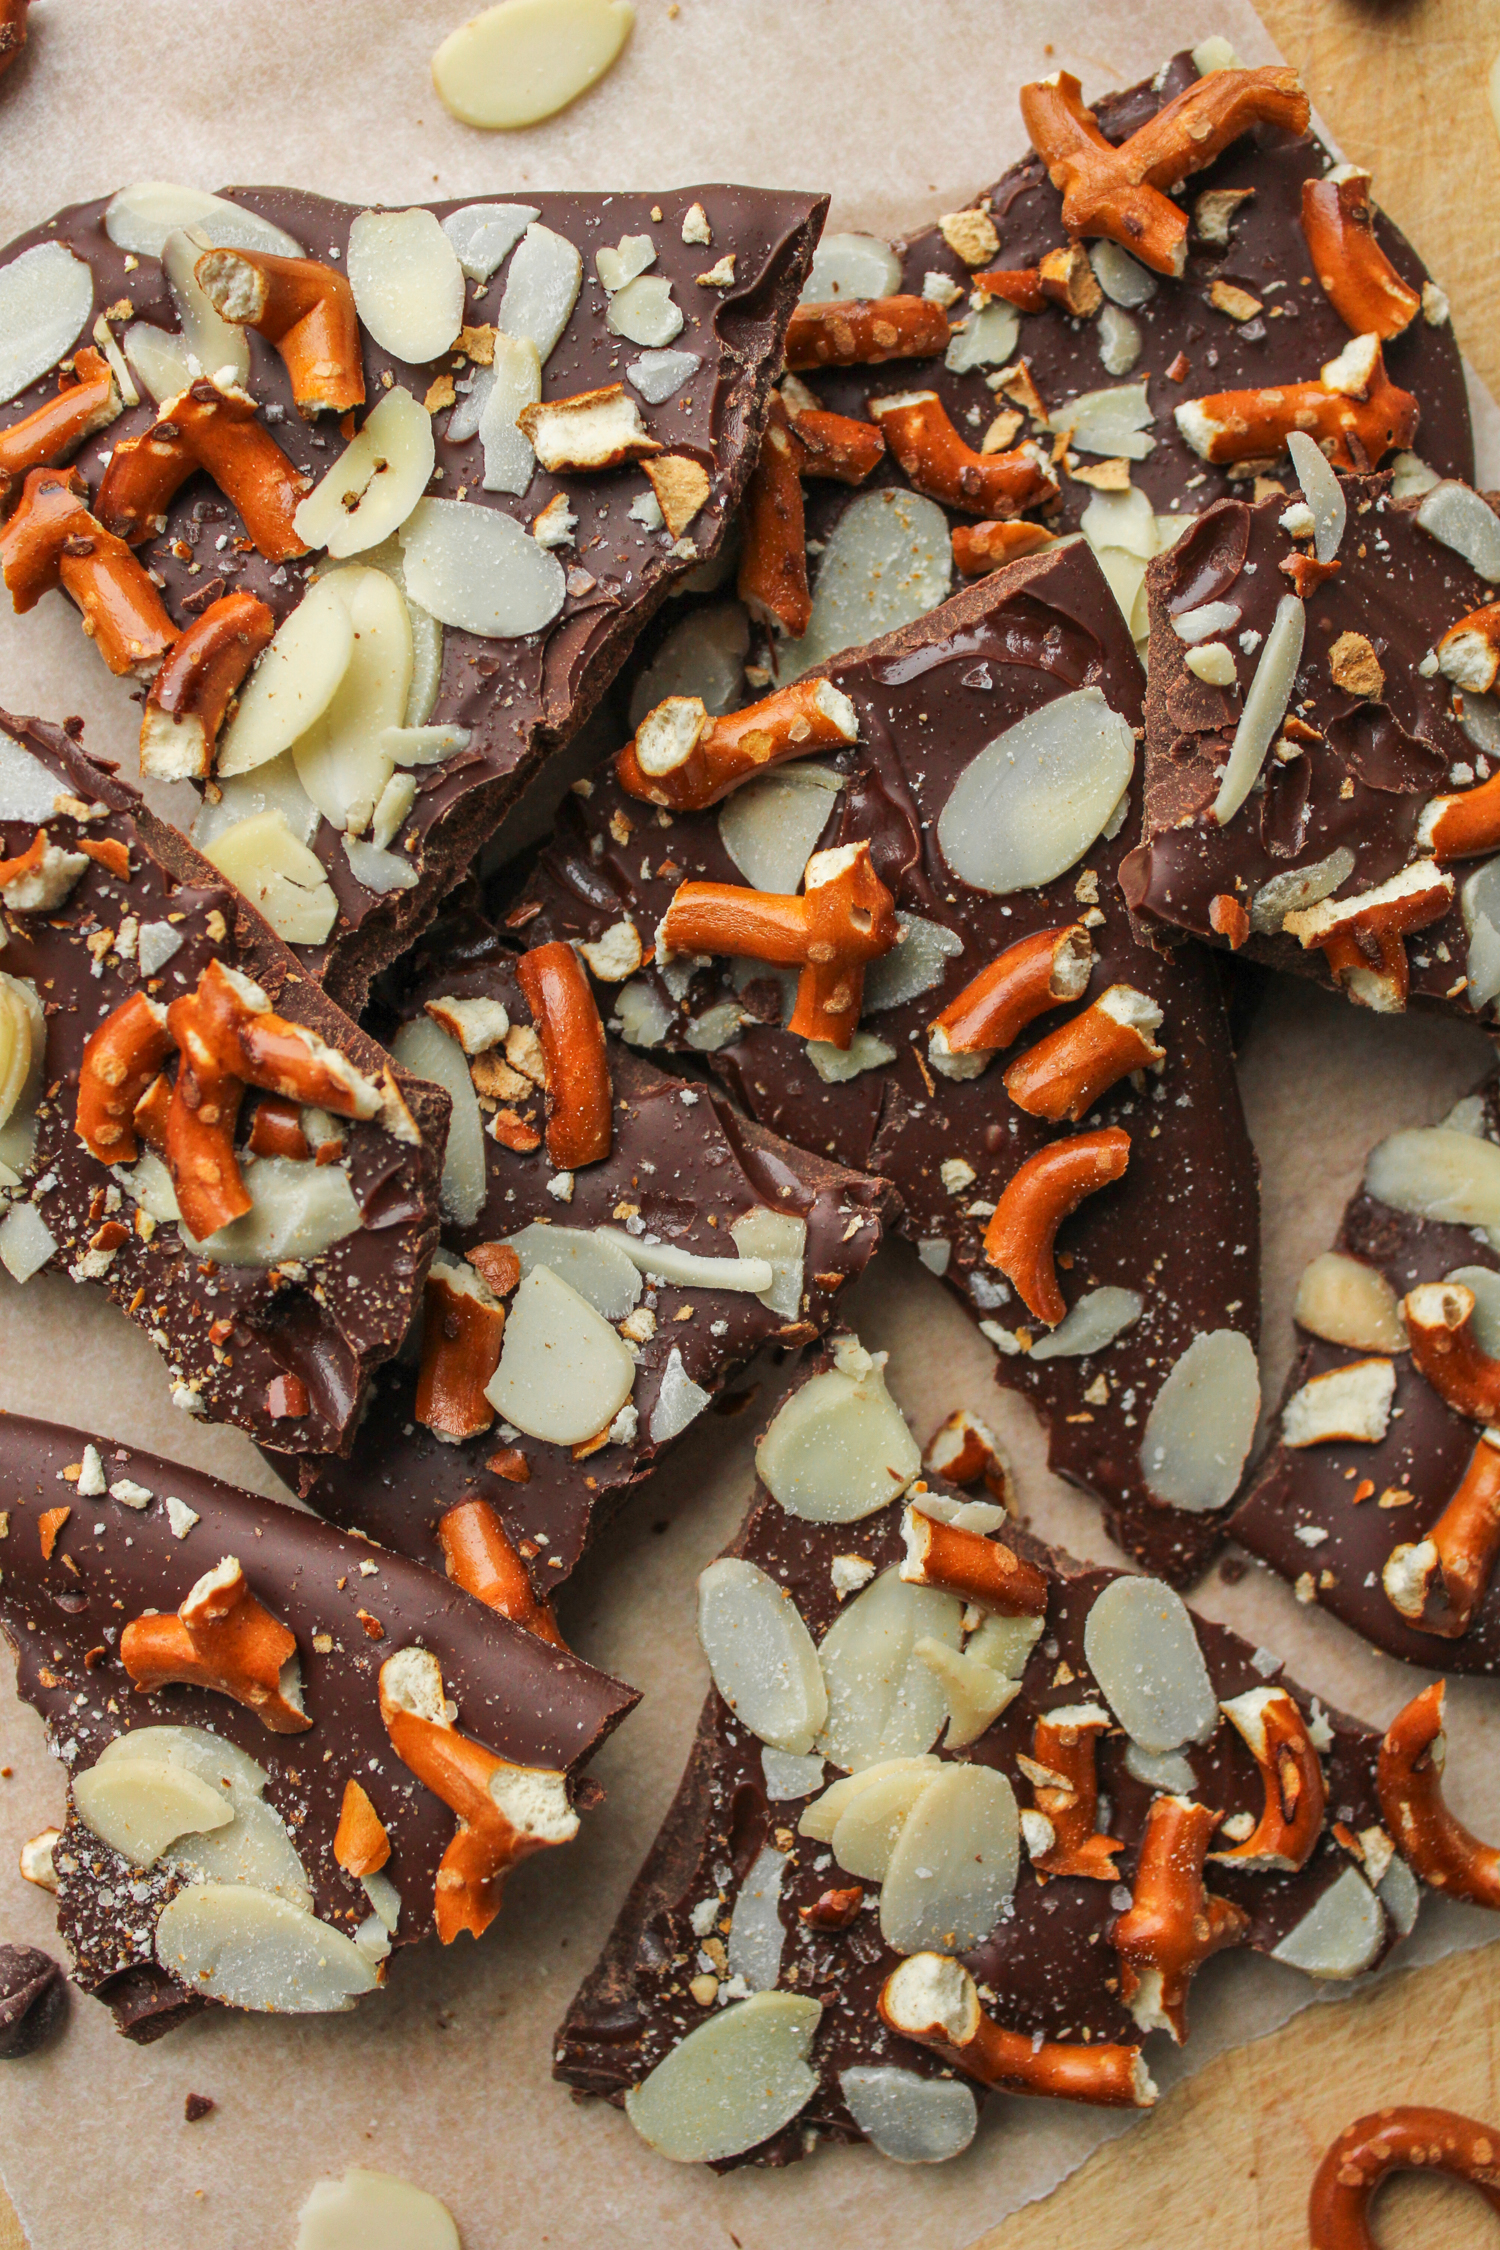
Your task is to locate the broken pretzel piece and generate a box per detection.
[869,392,1057,519]
[139,591,275,783]
[1110,1794,1249,2043]
[616,676,858,811]
[515,941,612,1170]
[1024,1706,1123,1882]
[0,347,122,497]
[0,465,174,674]
[899,1503,1049,1615]
[195,247,365,419]
[785,296,951,372]
[1376,1680,1500,1908]
[951,518,1057,576]
[1300,169,1422,342]
[1383,1427,1500,1639]
[1209,1686,1326,1873]
[379,1644,577,1944]
[436,1498,565,1649]
[1281,862,1453,1013]
[1019,65,1309,278]
[881,1952,1155,2107]
[1403,1281,1500,1422]
[76,991,170,1164]
[983,1127,1130,1324]
[1002,983,1164,1124]
[1309,2104,1500,2250]
[928,924,1092,1080]
[737,394,886,638]
[96,379,311,561]
[415,1257,506,1444]
[120,1555,311,1733]
[921,1408,1010,1501]
[1175,338,1418,471]
[658,842,899,1051]
[333,1778,391,1877]
[1417,766,1500,862]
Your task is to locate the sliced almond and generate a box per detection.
[1366,1126,1500,1234]
[432,0,634,131]
[1029,1286,1144,1362]
[484,1264,636,1445]
[1269,1865,1384,1979]
[1139,1329,1260,1512]
[827,1765,941,1882]
[862,914,964,1014]
[478,332,542,496]
[755,1348,921,1522]
[779,488,951,683]
[293,567,413,834]
[815,1567,962,1771]
[347,208,465,364]
[915,1635,1021,1747]
[944,301,1020,376]
[696,1556,827,1755]
[839,2067,977,2166]
[73,1753,233,1867]
[728,1207,806,1321]
[296,2171,459,2250]
[1045,381,1155,461]
[216,580,355,778]
[200,810,339,948]
[391,1014,487,1228]
[294,387,437,558]
[155,1882,379,2013]
[1082,1576,1217,1755]
[0,242,99,405]
[624,1991,822,2165]
[798,1757,942,1845]
[799,234,902,304]
[0,1202,57,1284]
[725,1843,787,1992]
[718,765,842,897]
[441,202,539,282]
[398,498,566,638]
[936,686,1135,896]
[1443,1265,1500,1356]
[161,226,249,393]
[1415,481,1500,584]
[878,1762,1019,1955]
[1293,1252,1405,1352]
[506,1222,642,1320]
[1089,240,1158,308]
[181,1155,362,1268]
[497,222,584,365]
[609,275,684,350]
[104,181,303,261]
[0,972,42,1138]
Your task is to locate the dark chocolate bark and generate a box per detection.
[1232,1072,1500,1672]
[296,904,896,1591]
[0,1946,66,2058]
[0,1413,636,2042]
[514,538,1261,1583]
[776,47,1468,656]
[0,182,825,1008]
[557,1357,1402,2171]
[0,710,446,1458]
[1122,473,1499,1021]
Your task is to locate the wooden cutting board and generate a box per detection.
[0,6,1496,2247]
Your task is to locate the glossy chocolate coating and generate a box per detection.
[0,185,825,1009]
[0,1413,636,2041]
[789,50,1470,595]
[558,1372,1392,2169]
[1232,1073,1500,1671]
[0,711,446,1458]
[297,904,896,1591]
[0,1944,66,2058]
[517,539,1260,1582]
[1122,475,1497,1018]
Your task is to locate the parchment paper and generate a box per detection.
[2,4,1499,2245]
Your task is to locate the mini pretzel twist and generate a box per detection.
[615,675,858,811]
[120,1556,310,1733]
[928,925,1093,1079]
[1383,1428,1500,1638]
[881,1952,1155,2107]
[658,841,899,1051]
[1022,1707,1123,1882]
[1309,2106,1500,2249]
[436,1498,565,1649]
[868,391,1057,519]
[0,465,174,674]
[1019,66,1310,278]
[1300,169,1422,341]
[983,1127,1131,1325]
[1376,1680,1500,1908]
[194,247,365,418]
[1110,1794,1249,2043]
[516,941,612,1170]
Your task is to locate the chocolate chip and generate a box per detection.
[184,2092,215,2122]
[0,1945,66,2058]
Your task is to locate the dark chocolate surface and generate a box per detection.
[781,48,1469,640]
[515,539,1261,1583]
[1,183,824,1007]
[297,904,896,1591]
[1231,1073,1500,1671]
[558,1374,1394,2170]
[1122,474,1500,1017]
[0,711,446,1457]
[0,1412,636,2041]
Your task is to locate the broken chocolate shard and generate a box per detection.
[0,710,446,1459]
[557,1344,1419,2170]
[1123,471,1500,1025]
[0,1414,637,2043]
[0,1943,66,2058]
[1232,1070,1500,1675]
[0,180,826,1009]
[295,901,897,1592]
[514,536,1260,1583]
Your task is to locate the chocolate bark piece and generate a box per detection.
[0,710,446,1458]
[0,182,826,1010]
[514,538,1261,1584]
[1121,472,1500,1022]
[295,903,896,1591]
[735,47,1467,682]
[556,1345,1410,2171]
[1232,1072,1500,1673]
[0,1413,636,2043]
[0,1945,66,2058]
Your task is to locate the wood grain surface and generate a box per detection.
[2,5,1498,2248]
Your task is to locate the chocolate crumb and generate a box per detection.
[0,1945,67,2058]
[184,2092,215,2123]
